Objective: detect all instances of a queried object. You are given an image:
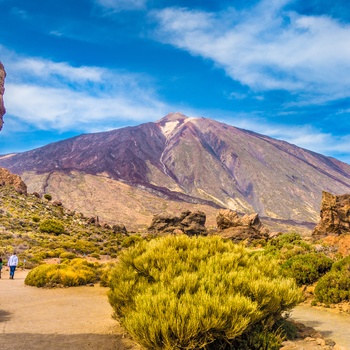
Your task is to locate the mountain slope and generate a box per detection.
[1,112,350,229]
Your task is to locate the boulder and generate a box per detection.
[87,216,100,225]
[313,191,350,236]
[112,224,128,234]
[216,209,269,242]
[0,168,27,195]
[0,62,6,131]
[148,210,207,235]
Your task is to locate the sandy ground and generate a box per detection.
[0,269,140,350]
[1,268,349,350]
[291,305,350,349]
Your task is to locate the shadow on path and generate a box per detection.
[0,310,11,323]
[0,333,132,350]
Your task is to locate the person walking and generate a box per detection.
[8,252,18,279]
[0,257,3,278]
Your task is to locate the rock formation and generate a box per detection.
[216,209,269,242]
[0,167,27,195]
[112,224,128,234]
[313,191,350,236]
[0,62,6,131]
[148,210,207,236]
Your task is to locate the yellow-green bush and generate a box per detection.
[121,235,143,248]
[99,262,117,287]
[39,219,65,235]
[315,255,350,304]
[25,258,98,287]
[108,235,302,349]
[282,253,333,286]
[264,233,313,260]
[59,252,77,260]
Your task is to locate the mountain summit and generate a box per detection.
[1,112,350,229]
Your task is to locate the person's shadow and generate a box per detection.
[0,310,12,322]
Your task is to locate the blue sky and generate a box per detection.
[1,0,350,163]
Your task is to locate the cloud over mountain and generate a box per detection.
[152,1,350,103]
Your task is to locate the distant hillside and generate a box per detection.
[2,112,350,231]
[0,184,124,267]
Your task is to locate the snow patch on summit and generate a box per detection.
[160,121,179,137]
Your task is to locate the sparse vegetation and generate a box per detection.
[108,235,302,350]
[0,185,128,267]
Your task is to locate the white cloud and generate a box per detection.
[1,48,169,131]
[152,1,350,103]
[95,0,146,12]
[5,83,166,130]
[10,58,103,84]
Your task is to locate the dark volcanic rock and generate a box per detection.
[148,210,207,235]
[216,209,269,242]
[0,62,6,131]
[313,191,350,236]
[0,168,27,195]
[112,224,128,234]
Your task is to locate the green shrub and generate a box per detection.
[268,233,303,249]
[282,253,333,286]
[108,235,302,350]
[59,252,77,260]
[90,252,100,259]
[39,219,65,235]
[121,235,142,248]
[43,194,52,201]
[331,255,350,272]
[32,216,41,223]
[264,233,313,261]
[315,255,350,303]
[25,258,98,287]
[99,262,117,287]
[231,322,285,350]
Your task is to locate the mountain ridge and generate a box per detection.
[1,112,350,230]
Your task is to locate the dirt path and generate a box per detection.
[1,269,349,350]
[291,305,350,349]
[0,269,140,350]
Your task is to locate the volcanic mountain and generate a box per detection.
[2,112,350,231]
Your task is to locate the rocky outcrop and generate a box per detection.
[0,168,27,195]
[112,224,128,234]
[148,210,207,236]
[313,191,350,236]
[216,209,269,242]
[0,62,6,131]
